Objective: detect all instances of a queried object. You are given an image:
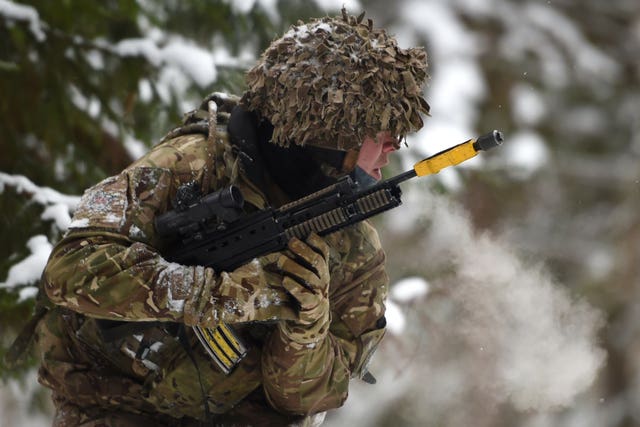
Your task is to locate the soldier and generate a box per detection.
[34,9,430,427]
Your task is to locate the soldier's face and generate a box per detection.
[356,132,399,181]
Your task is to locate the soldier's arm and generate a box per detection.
[42,135,294,327]
[43,229,207,324]
[261,222,388,414]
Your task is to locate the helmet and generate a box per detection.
[240,8,430,151]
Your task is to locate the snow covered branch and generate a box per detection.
[0,173,80,298]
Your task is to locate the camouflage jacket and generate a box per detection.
[36,94,388,425]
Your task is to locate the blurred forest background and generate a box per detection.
[1,0,639,426]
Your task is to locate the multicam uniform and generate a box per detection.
[35,95,389,426]
[36,7,432,425]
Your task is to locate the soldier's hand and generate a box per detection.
[194,255,300,327]
[275,233,332,344]
[193,233,332,340]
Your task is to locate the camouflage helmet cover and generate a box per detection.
[240,9,430,151]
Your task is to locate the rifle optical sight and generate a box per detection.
[155,186,244,238]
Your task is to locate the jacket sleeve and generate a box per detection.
[261,221,388,414]
[42,134,294,327]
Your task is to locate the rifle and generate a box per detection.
[155,130,504,374]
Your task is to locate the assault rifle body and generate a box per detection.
[155,130,504,374]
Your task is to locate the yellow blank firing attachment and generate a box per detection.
[414,130,503,177]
